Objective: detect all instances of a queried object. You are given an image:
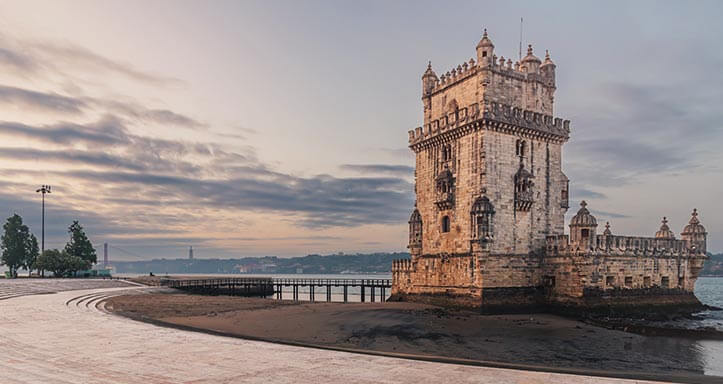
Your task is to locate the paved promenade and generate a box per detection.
[0,280,668,384]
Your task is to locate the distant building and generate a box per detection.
[392,30,708,311]
[188,246,194,260]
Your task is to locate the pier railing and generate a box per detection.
[160,277,392,303]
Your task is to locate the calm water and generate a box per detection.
[694,277,723,330]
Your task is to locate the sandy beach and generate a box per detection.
[105,292,720,380]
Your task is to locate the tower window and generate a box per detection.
[441,216,450,233]
[441,144,452,162]
[581,229,590,240]
[482,51,487,57]
[471,196,495,241]
[515,139,527,157]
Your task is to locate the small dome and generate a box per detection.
[476,29,494,49]
[471,196,495,214]
[408,208,421,224]
[682,209,706,235]
[422,61,437,79]
[570,200,597,227]
[521,44,541,64]
[540,50,555,67]
[655,217,675,239]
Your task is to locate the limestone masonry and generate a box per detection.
[391,30,708,311]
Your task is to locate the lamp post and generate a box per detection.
[35,185,51,254]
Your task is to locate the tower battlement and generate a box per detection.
[408,101,570,146]
[421,30,558,128]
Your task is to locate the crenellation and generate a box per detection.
[408,101,570,146]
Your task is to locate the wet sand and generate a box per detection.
[105,292,721,380]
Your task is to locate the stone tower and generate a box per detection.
[412,30,569,257]
[393,29,708,312]
[395,30,571,300]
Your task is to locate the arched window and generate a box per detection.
[408,209,422,247]
[471,196,495,241]
[514,165,534,211]
[441,143,452,162]
[435,166,455,210]
[515,139,527,157]
[441,216,450,233]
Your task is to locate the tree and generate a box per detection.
[64,221,96,265]
[67,254,91,276]
[27,234,39,276]
[35,249,65,277]
[1,214,36,277]
[35,249,91,277]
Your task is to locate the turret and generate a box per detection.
[421,61,438,96]
[520,44,541,74]
[569,201,598,249]
[540,50,556,86]
[681,209,707,253]
[655,217,675,239]
[476,29,494,67]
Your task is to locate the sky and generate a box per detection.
[0,0,721,261]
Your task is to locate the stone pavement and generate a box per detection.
[0,281,668,383]
[0,278,135,300]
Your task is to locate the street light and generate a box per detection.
[35,185,51,254]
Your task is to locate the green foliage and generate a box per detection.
[27,234,39,273]
[35,249,91,277]
[0,214,38,277]
[64,220,96,265]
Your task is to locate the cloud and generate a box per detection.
[0,147,146,171]
[0,33,181,87]
[565,80,723,187]
[0,47,37,72]
[0,83,204,129]
[590,209,630,219]
[0,115,413,229]
[340,164,414,177]
[570,186,606,199]
[0,85,86,114]
[96,99,205,129]
[63,170,414,228]
[0,116,129,146]
[31,41,183,86]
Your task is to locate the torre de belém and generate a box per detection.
[390,30,709,312]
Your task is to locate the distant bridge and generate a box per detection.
[161,277,393,303]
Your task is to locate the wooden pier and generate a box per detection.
[160,277,392,303]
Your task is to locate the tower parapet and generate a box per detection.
[408,101,570,148]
